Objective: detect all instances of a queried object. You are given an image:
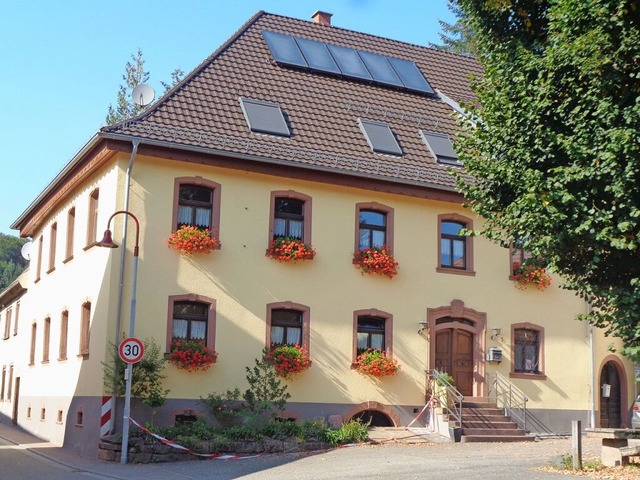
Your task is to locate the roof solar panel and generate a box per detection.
[327,44,373,81]
[239,98,291,137]
[421,131,460,165]
[262,31,308,68]
[359,119,403,156]
[294,37,340,74]
[358,51,403,87]
[388,57,434,94]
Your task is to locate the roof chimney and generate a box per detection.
[311,11,332,26]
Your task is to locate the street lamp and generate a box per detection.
[97,210,140,464]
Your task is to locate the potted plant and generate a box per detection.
[353,246,398,278]
[512,262,551,290]
[168,338,217,372]
[266,237,316,262]
[167,225,221,255]
[265,344,312,378]
[354,349,400,378]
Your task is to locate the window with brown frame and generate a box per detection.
[352,309,393,363]
[13,301,19,336]
[172,178,221,236]
[42,317,51,363]
[266,302,310,352]
[35,235,43,282]
[511,323,545,379]
[3,307,11,340]
[79,302,91,357]
[47,223,57,273]
[268,191,312,247]
[86,189,99,248]
[355,203,394,252]
[29,322,36,366]
[59,310,68,361]
[437,214,474,275]
[166,295,216,354]
[6,365,11,400]
[1,366,5,400]
[65,207,75,261]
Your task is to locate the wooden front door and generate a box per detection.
[435,328,474,396]
[600,362,622,428]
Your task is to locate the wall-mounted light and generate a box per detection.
[491,328,502,341]
[418,320,428,335]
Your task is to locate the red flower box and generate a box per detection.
[354,349,400,378]
[168,225,221,255]
[512,263,551,290]
[169,338,217,372]
[353,246,398,278]
[266,237,316,262]
[266,344,312,379]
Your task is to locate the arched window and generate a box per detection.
[172,177,221,234]
[510,323,546,379]
[266,302,310,352]
[269,191,312,244]
[166,295,216,353]
[355,202,394,252]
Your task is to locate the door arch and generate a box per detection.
[428,299,487,397]
[599,357,628,428]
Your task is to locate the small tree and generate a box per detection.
[103,337,169,426]
[105,49,150,125]
[242,348,291,422]
[430,0,477,56]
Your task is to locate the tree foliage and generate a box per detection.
[0,233,28,290]
[431,0,478,56]
[455,0,640,358]
[105,49,184,125]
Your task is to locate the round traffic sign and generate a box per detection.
[118,337,144,364]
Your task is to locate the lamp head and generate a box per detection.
[418,320,429,335]
[96,229,119,249]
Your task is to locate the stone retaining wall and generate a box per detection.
[98,435,331,464]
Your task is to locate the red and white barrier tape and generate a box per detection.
[405,395,439,430]
[130,418,261,460]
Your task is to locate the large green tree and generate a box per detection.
[0,233,28,290]
[455,0,640,358]
[431,0,477,56]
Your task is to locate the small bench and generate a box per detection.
[586,428,640,467]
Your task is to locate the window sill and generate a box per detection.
[83,242,96,251]
[510,372,546,380]
[63,256,74,264]
[436,267,476,277]
[58,357,67,362]
[41,360,49,365]
[46,267,55,275]
[77,353,89,360]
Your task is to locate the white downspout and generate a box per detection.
[588,303,596,429]
[110,139,140,434]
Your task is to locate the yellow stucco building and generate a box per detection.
[0,10,635,456]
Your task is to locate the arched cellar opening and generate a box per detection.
[351,410,394,427]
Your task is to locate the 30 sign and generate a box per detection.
[118,337,144,364]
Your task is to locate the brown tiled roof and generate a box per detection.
[102,11,483,191]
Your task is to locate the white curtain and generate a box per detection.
[177,206,191,226]
[271,326,284,344]
[191,321,206,340]
[370,333,383,350]
[173,319,188,338]
[274,218,286,237]
[195,208,211,228]
[357,332,368,350]
[289,220,303,240]
[287,328,301,345]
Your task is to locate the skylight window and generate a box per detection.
[359,119,403,156]
[262,30,434,96]
[421,131,460,165]
[239,98,291,137]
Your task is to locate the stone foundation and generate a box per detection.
[99,435,331,464]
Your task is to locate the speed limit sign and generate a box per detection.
[118,337,144,364]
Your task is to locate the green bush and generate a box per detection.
[265,420,304,440]
[201,388,244,425]
[301,418,330,441]
[324,419,370,445]
[223,425,264,441]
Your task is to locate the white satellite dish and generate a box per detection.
[131,83,155,107]
[21,241,33,261]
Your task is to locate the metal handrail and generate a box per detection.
[486,372,529,432]
[426,369,464,427]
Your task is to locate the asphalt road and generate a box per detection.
[0,433,597,480]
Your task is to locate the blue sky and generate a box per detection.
[0,0,455,236]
